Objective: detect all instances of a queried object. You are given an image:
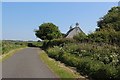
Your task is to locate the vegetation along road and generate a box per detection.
[2,47,57,78]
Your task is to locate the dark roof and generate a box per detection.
[66,28,75,36]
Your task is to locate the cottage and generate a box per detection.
[66,23,84,38]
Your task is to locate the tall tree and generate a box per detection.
[97,7,120,31]
[35,23,62,40]
[90,7,120,45]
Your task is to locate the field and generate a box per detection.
[1,40,43,55]
[2,40,28,55]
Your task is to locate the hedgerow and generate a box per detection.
[46,43,120,80]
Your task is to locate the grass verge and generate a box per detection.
[0,47,27,62]
[39,50,85,79]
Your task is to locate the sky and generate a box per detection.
[2,2,118,41]
[1,0,120,2]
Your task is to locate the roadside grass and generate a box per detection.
[39,50,85,79]
[0,47,27,62]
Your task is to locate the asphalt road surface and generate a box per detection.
[2,47,57,78]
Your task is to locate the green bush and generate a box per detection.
[47,46,61,60]
[45,41,120,80]
[61,52,80,67]
[115,66,120,79]
[42,38,75,49]
[77,57,92,74]
[92,64,117,80]
[73,33,88,42]
[27,41,43,47]
[88,30,120,46]
[87,61,104,76]
[63,43,80,55]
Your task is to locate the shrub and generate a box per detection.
[88,61,104,77]
[45,41,120,80]
[73,33,88,42]
[77,57,93,74]
[115,66,120,79]
[63,43,80,55]
[92,64,117,80]
[47,46,62,60]
[42,38,76,49]
[61,53,80,67]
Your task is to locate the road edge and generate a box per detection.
[0,47,27,62]
[38,49,84,78]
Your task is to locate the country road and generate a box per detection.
[2,47,57,78]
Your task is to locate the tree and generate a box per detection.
[97,7,120,31]
[35,23,62,40]
[91,7,120,45]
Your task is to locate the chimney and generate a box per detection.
[75,22,79,27]
[69,25,73,30]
